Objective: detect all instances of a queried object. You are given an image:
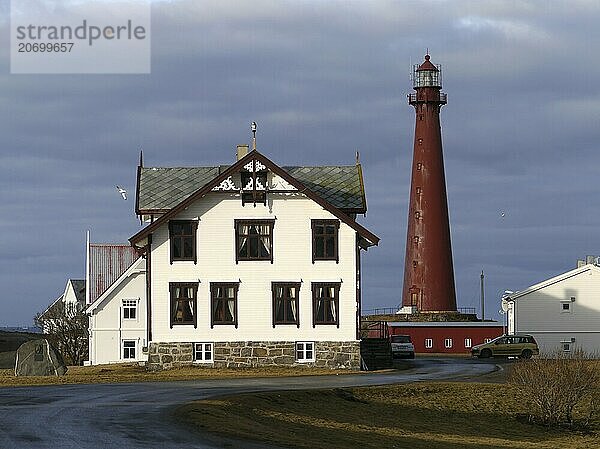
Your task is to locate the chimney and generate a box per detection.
[236,144,249,161]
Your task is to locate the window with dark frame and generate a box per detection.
[235,220,274,262]
[211,282,239,327]
[311,220,339,263]
[169,220,198,264]
[312,283,340,327]
[169,282,198,328]
[122,340,136,359]
[122,299,137,320]
[272,282,300,327]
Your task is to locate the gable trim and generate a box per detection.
[130,151,379,247]
[86,257,145,313]
[507,264,600,301]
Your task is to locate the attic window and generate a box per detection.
[241,161,267,206]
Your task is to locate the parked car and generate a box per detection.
[390,335,415,359]
[471,334,539,359]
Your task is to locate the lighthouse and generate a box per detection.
[400,54,457,313]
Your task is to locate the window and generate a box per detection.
[444,338,453,349]
[424,338,433,349]
[484,338,492,343]
[169,220,198,264]
[296,342,315,362]
[311,220,340,263]
[169,282,198,328]
[122,299,137,320]
[561,299,573,313]
[561,341,571,352]
[211,283,239,327]
[235,220,274,262]
[312,283,340,327]
[464,338,472,348]
[122,340,136,359]
[241,169,267,205]
[194,343,213,362]
[272,282,300,327]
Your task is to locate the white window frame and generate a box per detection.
[193,343,213,363]
[561,341,571,352]
[464,338,472,348]
[484,338,492,343]
[444,338,453,349]
[424,338,433,349]
[122,299,138,320]
[296,341,315,362]
[122,340,136,359]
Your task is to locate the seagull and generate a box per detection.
[116,186,127,200]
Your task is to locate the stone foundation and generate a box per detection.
[146,341,360,371]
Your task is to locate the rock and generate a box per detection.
[14,339,67,376]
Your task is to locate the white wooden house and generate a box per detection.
[505,264,600,355]
[39,279,85,333]
[85,241,147,365]
[129,147,379,369]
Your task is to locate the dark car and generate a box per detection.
[471,334,539,359]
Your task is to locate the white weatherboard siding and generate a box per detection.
[150,193,359,343]
[88,259,147,365]
[509,265,600,355]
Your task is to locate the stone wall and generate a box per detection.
[147,341,360,371]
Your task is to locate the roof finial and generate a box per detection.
[251,121,257,151]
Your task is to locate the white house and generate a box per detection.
[505,264,600,355]
[39,279,85,333]
[129,147,379,369]
[85,241,147,365]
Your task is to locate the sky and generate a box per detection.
[2,0,600,326]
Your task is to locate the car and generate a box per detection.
[390,334,415,359]
[471,334,539,359]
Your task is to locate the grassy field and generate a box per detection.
[0,330,41,369]
[177,382,600,449]
[0,363,356,388]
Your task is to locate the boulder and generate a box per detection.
[14,339,67,376]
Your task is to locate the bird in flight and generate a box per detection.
[116,186,127,200]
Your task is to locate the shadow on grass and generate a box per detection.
[177,385,599,449]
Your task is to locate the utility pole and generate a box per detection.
[480,270,485,321]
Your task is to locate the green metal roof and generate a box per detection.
[137,165,366,213]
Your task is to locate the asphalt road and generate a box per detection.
[0,357,497,449]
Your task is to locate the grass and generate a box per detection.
[177,382,600,449]
[0,362,356,388]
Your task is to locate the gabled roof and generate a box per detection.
[39,294,64,319]
[88,244,139,304]
[68,279,86,303]
[137,164,366,213]
[87,257,145,313]
[130,150,379,247]
[506,264,600,301]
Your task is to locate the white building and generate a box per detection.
[39,279,85,333]
[85,242,147,365]
[505,264,600,355]
[129,147,379,369]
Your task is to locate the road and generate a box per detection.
[0,357,497,449]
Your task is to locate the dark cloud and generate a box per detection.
[2,0,600,324]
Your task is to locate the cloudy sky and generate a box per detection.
[2,0,600,326]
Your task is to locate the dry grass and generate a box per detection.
[0,363,355,388]
[177,382,600,449]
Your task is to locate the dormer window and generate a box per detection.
[169,220,197,264]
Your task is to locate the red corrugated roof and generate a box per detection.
[88,244,138,304]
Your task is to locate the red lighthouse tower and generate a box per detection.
[400,54,457,313]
